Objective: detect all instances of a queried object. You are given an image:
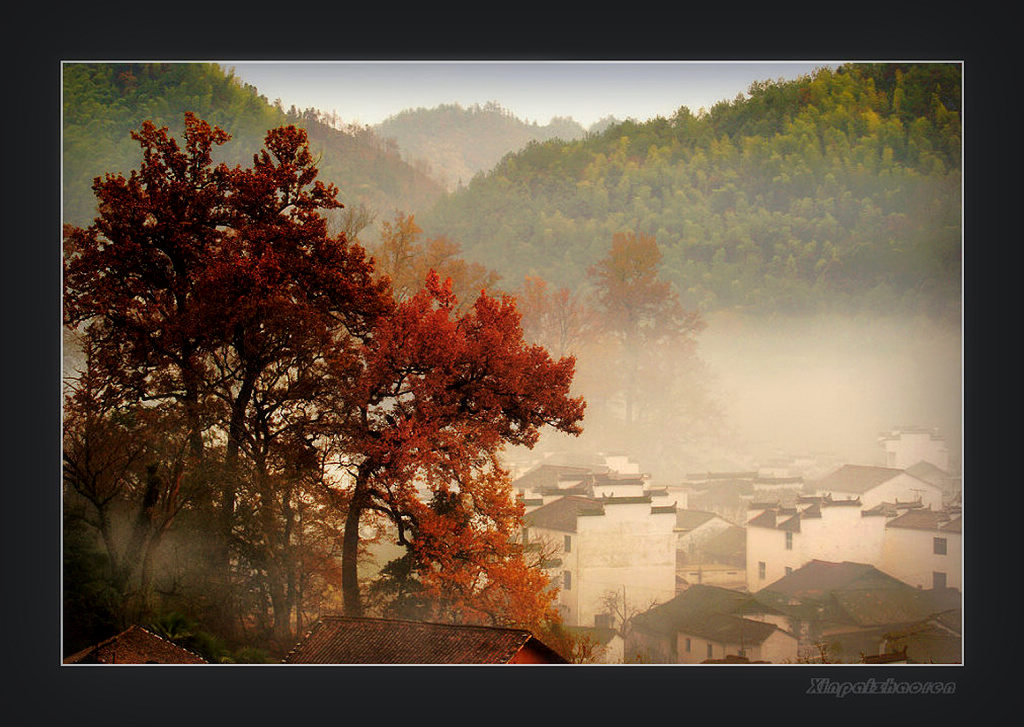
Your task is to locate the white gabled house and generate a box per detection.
[881,510,962,590]
[523,493,677,629]
[813,464,944,510]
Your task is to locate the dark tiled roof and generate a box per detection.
[686,471,759,480]
[64,626,208,664]
[676,509,720,530]
[632,585,783,637]
[862,648,908,664]
[746,510,776,528]
[702,526,746,561]
[815,465,903,494]
[512,464,595,492]
[801,502,822,518]
[777,514,801,532]
[939,517,962,533]
[755,476,803,485]
[282,617,567,664]
[832,589,948,627]
[524,495,602,532]
[886,510,950,531]
[651,505,678,514]
[904,460,952,484]
[761,560,914,598]
[703,654,770,664]
[601,495,652,505]
[677,613,779,646]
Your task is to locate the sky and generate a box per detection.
[226,61,836,128]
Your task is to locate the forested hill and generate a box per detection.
[372,102,591,191]
[418,63,962,318]
[63,63,446,229]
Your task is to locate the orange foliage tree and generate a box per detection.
[328,271,585,618]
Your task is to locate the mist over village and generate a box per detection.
[61,61,962,667]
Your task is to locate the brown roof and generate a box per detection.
[524,495,603,532]
[282,616,567,664]
[63,626,208,664]
[815,465,903,494]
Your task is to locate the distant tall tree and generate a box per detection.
[372,213,500,306]
[587,232,704,428]
[515,275,590,359]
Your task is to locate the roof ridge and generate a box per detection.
[317,614,535,636]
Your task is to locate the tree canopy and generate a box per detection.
[63,114,584,656]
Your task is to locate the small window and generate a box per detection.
[685,638,691,652]
[595,613,612,629]
[758,561,766,580]
[522,527,529,544]
[564,535,572,553]
[933,571,947,589]
[563,570,572,590]
[785,531,793,550]
[785,566,793,576]
[933,537,947,555]
[707,643,714,659]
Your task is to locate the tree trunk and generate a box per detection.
[341,469,369,617]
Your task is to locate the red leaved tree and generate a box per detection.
[327,271,585,618]
[64,113,584,648]
[64,114,392,642]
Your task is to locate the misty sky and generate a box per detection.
[226,61,836,128]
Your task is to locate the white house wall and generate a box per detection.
[881,527,961,590]
[747,507,887,592]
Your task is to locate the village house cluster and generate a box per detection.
[507,426,962,664]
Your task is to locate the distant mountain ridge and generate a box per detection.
[417,63,962,318]
[63,63,446,229]
[373,102,612,190]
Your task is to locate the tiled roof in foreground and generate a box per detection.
[63,626,208,664]
[282,616,567,664]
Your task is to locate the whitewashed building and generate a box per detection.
[881,510,962,590]
[746,495,888,592]
[523,494,677,628]
[879,427,950,471]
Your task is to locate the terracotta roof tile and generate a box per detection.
[64,626,208,664]
[282,617,566,664]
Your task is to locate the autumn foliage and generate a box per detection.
[63,113,584,655]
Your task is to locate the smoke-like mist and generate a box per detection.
[520,311,962,483]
